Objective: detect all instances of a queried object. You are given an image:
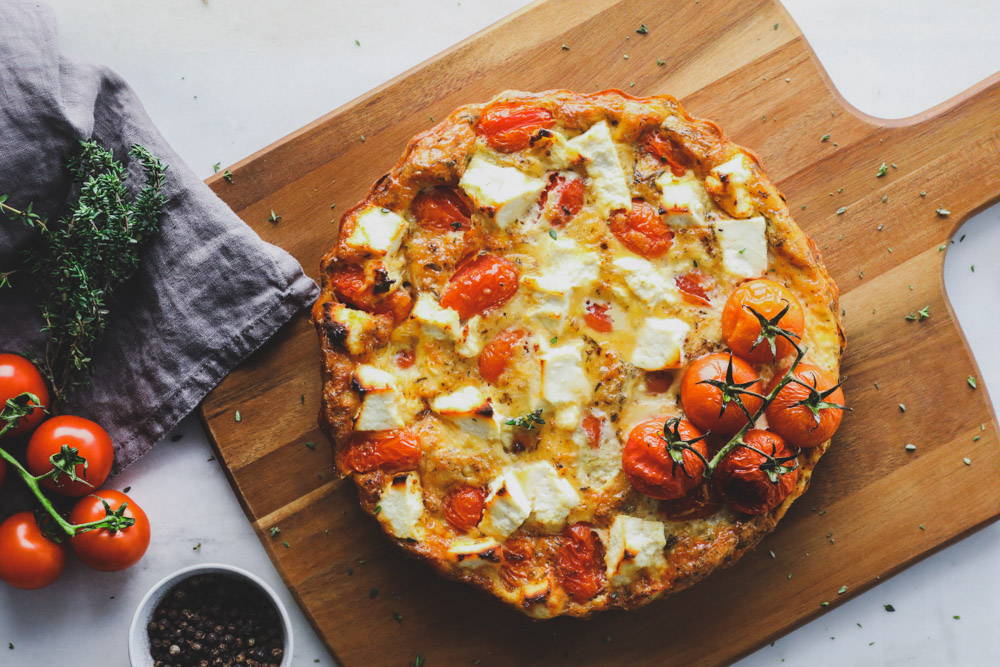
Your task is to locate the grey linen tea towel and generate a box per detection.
[0,0,318,512]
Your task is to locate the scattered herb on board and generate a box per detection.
[836,206,847,215]
[636,23,649,34]
[876,162,888,178]
[0,140,166,402]
[268,210,282,224]
[270,526,281,538]
[968,376,978,389]
[821,134,830,142]
[223,169,233,183]
[905,444,916,452]
[936,206,950,216]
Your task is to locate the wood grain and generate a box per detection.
[199,0,1000,664]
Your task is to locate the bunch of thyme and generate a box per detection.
[0,140,167,402]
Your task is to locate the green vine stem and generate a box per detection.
[0,393,134,539]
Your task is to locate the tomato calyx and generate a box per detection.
[696,353,766,423]
[789,375,851,429]
[0,391,44,432]
[658,417,710,479]
[43,444,92,487]
[74,497,137,535]
[743,302,802,360]
[736,441,800,484]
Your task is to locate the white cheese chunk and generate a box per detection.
[377,474,425,540]
[324,303,376,356]
[454,316,486,358]
[459,152,547,229]
[430,386,502,440]
[567,121,631,217]
[540,340,592,410]
[631,317,689,371]
[353,365,405,431]
[709,153,756,219]
[478,471,533,539]
[344,206,408,257]
[611,256,678,307]
[512,461,580,531]
[715,216,768,278]
[539,131,584,170]
[412,293,462,339]
[606,515,668,586]
[572,410,624,490]
[654,170,710,227]
[447,538,501,567]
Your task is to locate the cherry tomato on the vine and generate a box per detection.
[765,364,846,448]
[443,485,486,532]
[69,490,150,572]
[411,187,472,232]
[26,415,114,497]
[721,279,805,363]
[680,353,763,435]
[478,327,526,384]
[624,418,708,500]
[609,199,674,258]
[0,353,51,437]
[0,511,67,589]
[440,254,519,320]
[476,103,555,152]
[340,428,422,474]
[554,523,606,603]
[714,429,799,515]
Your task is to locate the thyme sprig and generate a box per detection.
[506,409,546,430]
[0,140,167,401]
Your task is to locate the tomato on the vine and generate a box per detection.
[477,103,555,152]
[478,327,526,384]
[443,485,486,532]
[0,511,67,589]
[714,429,799,515]
[721,279,805,363]
[69,490,150,572]
[26,415,114,497]
[765,364,846,448]
[554,523,605,602]
[0,353,51,437]
[680,352,763,435]
[440,254,519,320]
[609,199,674,258]
[411,187,472,232]
[623,418,708,500]
[341,428,422,474]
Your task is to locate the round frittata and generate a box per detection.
[312,90,845,619]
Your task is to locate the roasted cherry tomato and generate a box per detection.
[609,199,674,258]
[581,412,604,450]
[0,353,51,437]
[329,264,413,325]
[681,353,763,435]
[341,429,422,474]
[440,254,519,320]
[721,279,805,363]
[443,485,486,532]
[26,416,114,497]
[714,429,799,515]
[675,270,714,307]
[641,131,690,177]
[69,490,150,572]
[499,536,535,589]
[623,418,708,500]
[411,187,471,232]
[477,103,555,152]
[659,482,725,521]
[555,523,606,603]
[542,175,586,226]
[583,301,613,333]
[0,511,67,589]
[478,327,526,384]
[643,371,675,394]
[765,364,846,448]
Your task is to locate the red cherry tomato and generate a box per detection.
[443,485,486,532]
[675,270,714,307]
[340,429,422,474]
[440,254,520,320]
[555,523,606,603]
[69,490,150,572]
[583,301,613,333]
[477,103,555,152]
[609,199,674,258]
[721,279,805,363]
[0,512,67,589]
[623,418,708,500]
[641,131,690,176]
[541,175,586,226]
[765,364,846,448]
[714,430,799,515]
[411,187,471,232]
[478,327,526,384]
[26,416,114,497]
[0,353,51,437]
[680,353,763,435]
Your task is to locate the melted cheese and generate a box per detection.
[631,318,689,371]
[479,470,533,539]
[709,153,757,219]
[325,303,376,356]
[655,170,711,227]
[512,461,581,531]
[431,386,503,440]
[353,365,405,431]
[612,256,679,307]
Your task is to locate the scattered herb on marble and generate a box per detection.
[884,604,896,612]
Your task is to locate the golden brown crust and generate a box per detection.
[312,89,844,618]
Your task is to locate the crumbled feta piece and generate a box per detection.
[411,293,462,339]
[572,410,623,490]
[708,153,757,219]
[478,471,533,539]
[454,316,486,358]
[611,256,678,307]
[524,237,600,325]
[631,317,689,371]
[459,152,547,229]
[377,473,425,540]
[606,515,667,585]
[540,340,592,409]
[353,365,405,431]
[430,386,502,440]
[512,461,580,531]
[654,170,710,227]
[324,302,376,356]
[715,216,768,278]
[447,538,501,567]
[567,121,631,217]
[344,206,408,257]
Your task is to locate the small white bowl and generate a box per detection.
[128,563,294,667]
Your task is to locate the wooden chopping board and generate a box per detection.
[199,0,1000,664]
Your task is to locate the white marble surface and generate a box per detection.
[2,1,1000,665]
